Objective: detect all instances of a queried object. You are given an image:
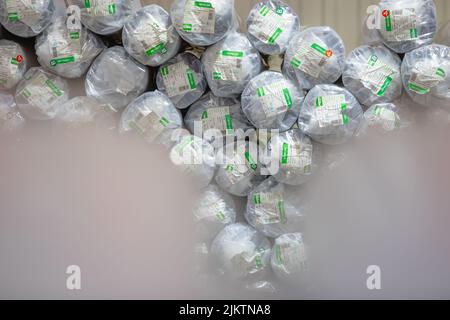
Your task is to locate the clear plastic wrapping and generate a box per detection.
[210,223,272,281]
[122,4,181,67]
[201,32,263,98]
[245,177,306,238]
[184,92,253,148]
[0,93,25,132]
[246,0,300,55]
[283,26,345,91]
[170,0,236,47]
[266,128,320,186]
[0,0,54,38]
[15,67,68,120]
[119,90,183,147]
[357,102,402,136]
[298,84,364,145]
[377,0,437,54]
[241,71,304,131]
[85,46,149,110]
[271,233,308,281]
[0,39,27,90]
[401,44,450,110]
[35,17,105,79]
[73,0,132,35]
[214,141,265,197]
[193,184,236,242]
[169,134,216,188]
[156,52,207,109]
[343,45,402,106]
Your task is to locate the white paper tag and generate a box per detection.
[85,0,117,17]
[161,61,197,97]
[372,105,398,131]
[408,62,446,95]
[20,73,63,110]
[182,0,215,34]
[249,5,288,45]
[0,46,20,87]
[212,50,244,81]
[129,110,170,141]
[290,41,331,78]
[5,0,42,27]
[280,142,312,172]
[134,17,169,57]
[315,94,347,128]
[360,55,396,97]
[274,240,307,270]
[48,31,81,66]
[252,192,286,225]
[201,106,233,133]
[257,81,293,118]
[383,8,418,42]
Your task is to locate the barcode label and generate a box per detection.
[161,61,197,97]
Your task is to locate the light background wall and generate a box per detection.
[141,0,450,51]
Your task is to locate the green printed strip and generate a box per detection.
[221,50,244,58]
[159,117,169,127]
[194,1,213,8]
[315,96,324,107]
[225,114,233,130]
[245,151,257,171]
[182,24,192,32]
[69,32,80,40]
[201,110,208,119]
[368,54,378,67]
[268,27,283,44]
[8,12,19,22]
[275,245,283,265]
[283,88,292,109]
[253,194,261,205]
[108,4,116,15]
[45,79,63,97]
[255,254,263,269]
[291,57,301,69]
[256,87,265,97]
[160,66,169,76]
[311,43,327,56]
[259,5,270,16]
[216,211,225,221]
[436,68,446,78]
[21,88,31,99]
[341,104,349,125]
[281,143,289,165]
[212,72,222,80]
[410,28,418,39]
[10,57,20,65]
[385,13,392,32]
[408,82,429,94]
[377,76,393,97]
[373,105,382,116]
[146,43,167,56]
[50,56,75,66]
[186,69,197,89]
[278,200,286,224]
[84,0,91,9]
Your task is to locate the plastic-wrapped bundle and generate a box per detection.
[73,0,132,35]
[15,67,68,120]
[169,134,216,188]
[119,90,183,147]
[201,32,263,98]
[193,184,236,241]
[266,129,320,186]
[362,13,384,47]
[245,177,305,238]
[401,44,450,110]
[210,223,271,281]
[215,141,265,197]
[271,233,308,281]
[0,0,54,38]
[122,5,181,67]
[283,26,345,91]
[241,71,304,131]
[0,39,27,90]
[377,0,437,54]
[35,17,104,79]
[343,45,402,106]
[156,52,206,109]
[54,96,117,129]
[86,46,149,110]
[171,0,235,47]
[298,84,364,145]
[357,102,401,136]
[184,92,253,147]
[0,93,25,132]
[246,0,300,55]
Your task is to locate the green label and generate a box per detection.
[216,211,225,221]
[50,56,75,66]
[85,0,91,9]
[259,5,270,16]
[268,28,283,44]
[221,50,244,58]
[256,87,265,97]
[278,200,286,224]
[377,76,393,97]
[436,68,446,78]
[186,69,197,90]
[410,28,418,39]
[108,4,116,15]
[275,245,283,265]
[281,143,289,165]
[368,54,378,67]
[146,43,167,56]
[311,43,327,56]
[290,57,301,68]
[182,24,192,32]
[160,66,169,76]
[69,32,80,39]
[8,12,19,22]
[283,88,292,109]
[45,79,63,97]
[225,114,233,130]
[245,151,257,171]
[194,1,213,8]
[408,82,429,94]
[252,194,261,205]
[385,13,392,31]
[160,117,169,127]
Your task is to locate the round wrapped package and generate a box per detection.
[119,90,183,147]
[401,44,450,110]
[357,102,402,136]
[246,0,300,55]
[85,46,149,110]
[201,32,263,98]
[0,0,54,38]
[184,92,253,148]
[298,84,364,145]
[342,45,402,106]
[35,17,105,79]
[156,52,206,109]
[122,4,181,67]
[169,134,216,188]
[271,233,308,281]
[266,129,320,186]
[15,67,68,120]
[245,177,306,238]
[193,184,236,241]
[0,93,25,132]
[215,141,265,197]
[210,223,272,281]
[54,96,117,129]
[377,0,437,54]
[0,39,27,90]
[73,0,132,35]
[241,71,304,131]
[282,26,346,91]
[170,0,235,47]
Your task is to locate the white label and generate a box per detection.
[315,94,346,128]
[249,5,287,45]
[5,0,42,27]
[129,110,169,141]
[360,55,396,96]
[85,0,117,17]
[194,191,227,222]
[202,106,232,132]
[252,192,285,225]
[20,73,63,110]
[134,18,169,56]
[257,81,293,118]
[408,62,446,94]
[48,31,81,64]
[161,62,196,97]
[275,240,307,270]
[290,42,330,78]
[383,8,418,42]
[182,0,215,34]
[0,46,19,86]
[372,106,398,131]
[281,142,312,172]
[212,50,244,81]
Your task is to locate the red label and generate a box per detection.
[325,50,333,58]
[16,55,24,63]
[382,9,390,18]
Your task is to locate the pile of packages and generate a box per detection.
[1,0,450,292]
